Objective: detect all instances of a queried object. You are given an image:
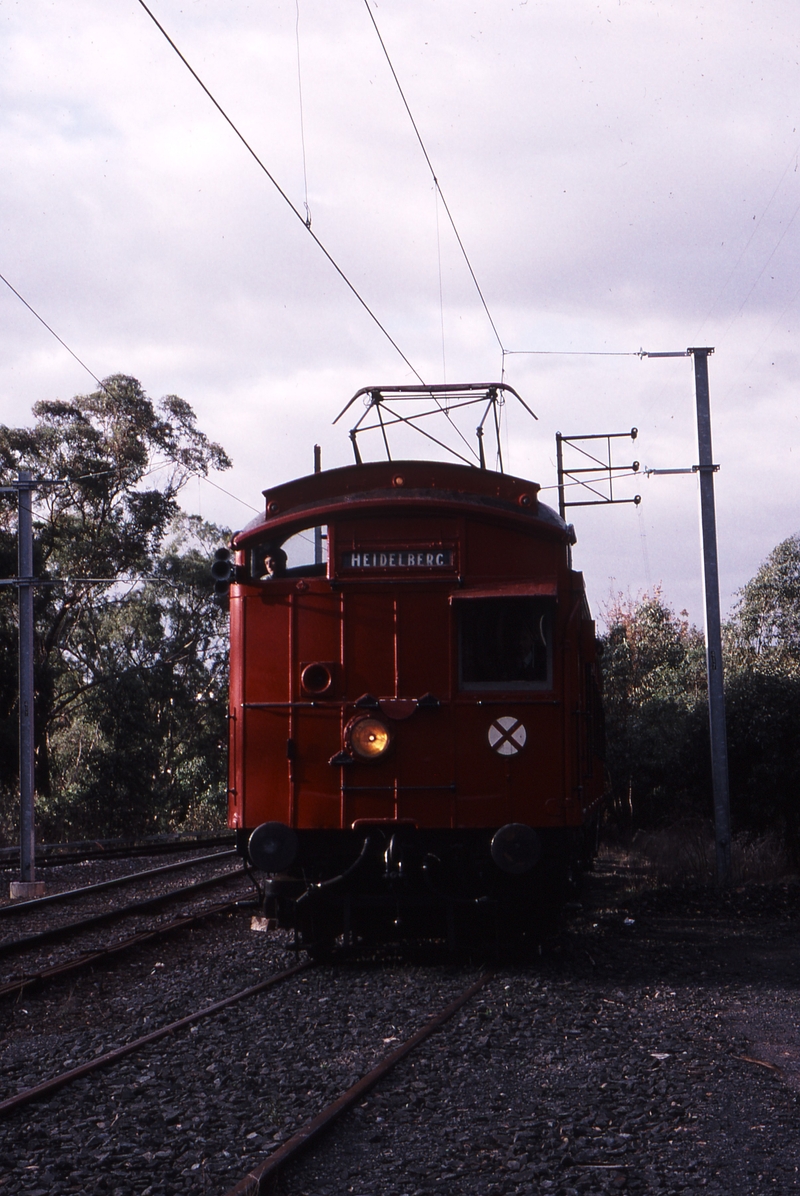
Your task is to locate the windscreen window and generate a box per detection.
[458,597,554,690]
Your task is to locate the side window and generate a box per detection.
[458,597,554,690]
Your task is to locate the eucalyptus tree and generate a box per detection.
[0,375,231,838]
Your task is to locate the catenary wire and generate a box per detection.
[735,280,800,379]
[197,474,260,512]
[435,187,447,382]
[135,0,423,383]
[362,0,504,357]
[295,0,312,228]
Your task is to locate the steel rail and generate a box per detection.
[0,832,235,868]
[0,849,238,917]
[225,970,494,1196]
[0,868,248,959]
[0,960,312,1116]
[0,897,245,1001]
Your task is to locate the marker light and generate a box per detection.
[248,821,298,873]
[348,716,392,760]
[490,823,541,875]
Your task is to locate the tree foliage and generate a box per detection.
[726,534,800,677]
[0,377,232,841]
[600,590,708,826]
[601,537,800,859]
[723,534,800,858]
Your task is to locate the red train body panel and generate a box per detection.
[228,459,605,948]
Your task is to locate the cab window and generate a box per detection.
[248,527,328,581]
[458,597,553,690]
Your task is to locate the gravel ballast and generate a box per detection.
[1,866,799,1194]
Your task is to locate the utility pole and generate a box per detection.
[690,348,731,885]
[1,471,59,898]
[642,348,731,885]
[16,470,39,897]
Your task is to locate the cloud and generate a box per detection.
[0,0,797,623]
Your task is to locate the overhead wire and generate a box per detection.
[735,281,800,378]
[294,0,312,228]
[361,5,664,378]
[135,0,423,383]
[362,0,505,358]
[197,475,260,513]
[644,140,800,426]
[435,188,447,382]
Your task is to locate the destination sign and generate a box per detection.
[341,548,454,570]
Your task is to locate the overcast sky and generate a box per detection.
[1,0,798,625]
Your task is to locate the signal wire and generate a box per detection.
[362,0,504,356]
[135,0,423,383]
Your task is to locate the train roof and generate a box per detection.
[233,459,575,546]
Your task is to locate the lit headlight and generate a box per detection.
[348,715,392,760]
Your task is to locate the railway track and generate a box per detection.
[0,955,491,1132]
[0,915,495,1194]
[0,831,235,869]
[0,848,238,919]
[0,896,246,1002]
[0,958,313,1116]
[1,876,798,1194]
[0,853,254,1005]
[0,856,247,958]
[223,971,493,1196]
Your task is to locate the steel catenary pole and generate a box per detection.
[689,348,731,885]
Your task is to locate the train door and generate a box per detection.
[392,588,454,827]
[340,586,454,828]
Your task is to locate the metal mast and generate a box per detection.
[690,348,731,884]
[17,471,37,894]
[642,348,731,885]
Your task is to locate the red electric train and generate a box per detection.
[222,385,606,952]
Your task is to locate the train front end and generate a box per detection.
[227,459,605,950]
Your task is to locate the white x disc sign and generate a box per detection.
[488,716,527,756]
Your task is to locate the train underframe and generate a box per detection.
[238,823,597,954]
